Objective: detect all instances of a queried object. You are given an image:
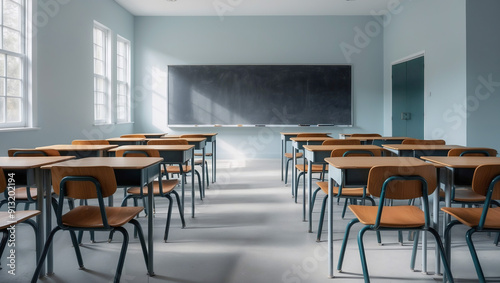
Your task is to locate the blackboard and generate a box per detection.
[168,65,352,126]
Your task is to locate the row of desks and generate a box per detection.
[1,135,218,278]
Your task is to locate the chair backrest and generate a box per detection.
[322,139,361,145]
[0,168,6,194]
[330,148,382,157]
[8,148,61,157]
[115,149,160,157]
[349,133,382,138]
[71,140,110,145]
[448,147,497,157]
[402,139,446,145]
[51,166,117,199]
[471,164,500,199]
[120,134,146,138]
[148,139,188,145]
[180,134,205,138]
[367,165,437,200]
[296,133,329,137]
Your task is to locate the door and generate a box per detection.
[392,56,424,139]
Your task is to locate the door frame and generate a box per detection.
[391,51,426,138]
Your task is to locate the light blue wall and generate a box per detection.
[466,0,500,151]
[383,0,467,145]
[0,0,134,154]
[133,16,384,159]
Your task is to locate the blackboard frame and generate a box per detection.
[167,65,353,127]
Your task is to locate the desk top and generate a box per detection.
[163,133,217,138]
[325,156,429,169]
[346,136,412,141]
[106,137,146,142]
[0,156,75,169]
[420,156,500,168]
[108,145,194,152]
[382,144,463,151]
[290,137,335,142]
[37,144,118,151]
[40,157,163,170]
[156,137,206,142]
[136,133,166,138]
[280,132,331,136]
[303,145,381,152]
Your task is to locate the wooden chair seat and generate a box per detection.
[439,188,486,203]
[0,210,40,230]
[195,152,212,157]
[165,165,192,173]
[126,180,179,196]
[295,164,325,173]
[349,205,426,228]
[62,206,143,228]
[284,152,303,159]
[442,207,500,229]
[14,187,38,200]
[317,181,366,197]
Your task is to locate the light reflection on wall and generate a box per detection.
[152,66,168,131]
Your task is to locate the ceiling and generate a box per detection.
[114,0,395,17]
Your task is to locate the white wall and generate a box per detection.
[0,0,134,154]
[383,0,467,145]
[133,16,384,159]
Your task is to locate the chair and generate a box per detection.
[336,164,454,282]
[0,149,60,211]
[401,139,446,145]
[439,148,499,207]
[71,139,110,145]
[120,134,146,138]
[0,168,41,269]
[321,139,361,146]
[147,139,203,200]
[180,134,210,188]
[285,133,330,185]
[116,149,185,242]
[311,148,381,242]
[442,164,500,282]
[31,166,149,283]
[349,133,382,137]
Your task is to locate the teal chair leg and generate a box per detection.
[337,218,360,272]
[31,227,62,283]
[410,230,420,271]
[317,195,328,242]
[358,226,371,282]
[466,228,486,282]
[294,172,305,203]
[69,230,84,268]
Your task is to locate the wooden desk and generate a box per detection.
[137,133,166,138]
[382,144,463,158]
[106,137,146,145]
[324,157,433,278]
[41,157,162,277]
[347,136,411,145]
[36,144,118,158]
[280,132,330,181]
[0,156,75,276]
[302,145,381,231]
[290,136,334,195]
[108,145,197,217]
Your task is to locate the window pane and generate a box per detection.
[117,41,124,55]
[0,56,4,77]
[0,97,4,123]
[6,97,21,122]
[3,1,22,31]
[94,59,104,76]
[0,78,5,96]
[6,78,20,96]
[94,28,103,46]
[7,55,21,79]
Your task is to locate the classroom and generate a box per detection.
[0,0,499,282]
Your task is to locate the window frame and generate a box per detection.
[93,21,111,125]
[116,35,131,123]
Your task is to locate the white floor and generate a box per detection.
[2,159,500,282]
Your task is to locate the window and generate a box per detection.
[116,36,131,123]
[93,22,111,124]
[0,0,30,128]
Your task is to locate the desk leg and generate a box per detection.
[281,138,285,181]
[433,171,441,275]
[307,160,313,230]
[212,140,216,183]
[202,148,206,198]
[192,154,195,218]
[34,168,45,276]
[147,177,155,276]
[292,147,297,197]
[328,176,334,278]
